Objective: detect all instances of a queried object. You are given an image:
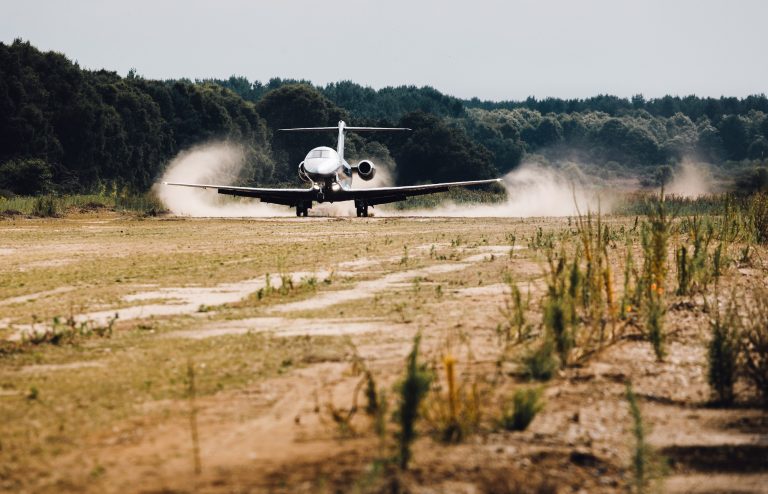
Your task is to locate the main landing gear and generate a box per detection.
[355,201,369,217]
[296,202,310,217]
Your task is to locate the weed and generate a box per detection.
[626,382,651,494]
[21,313,117,346]
[646,295,666,361]
[738,286,768,405]
[675,216,713,295]
[528,227,554,250]
[31,195,59,217]
[425,353,482,443]
[519,340,558,382]
[26,386,39,401]
[498,274,531,344]
[747,192,768,244]
[400,245,409,265]
[641,192,670,361]
[619,239,637,321]
[394,332,432,470]
[543,251,574,367]
[186,358,202,475]
[707,297,739,405]
[435,284,443,300]
[499,387,544,431]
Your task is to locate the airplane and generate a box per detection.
[164,120,502,217]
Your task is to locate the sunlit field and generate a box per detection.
[1,193,767,493]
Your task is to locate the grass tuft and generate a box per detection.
[499,387,545,431]
[395,332,432,470]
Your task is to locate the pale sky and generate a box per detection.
[2,0,767,101]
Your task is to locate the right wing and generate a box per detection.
[163,182,315,207]
[333,178,504,206]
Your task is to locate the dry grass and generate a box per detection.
[1,207,765,492]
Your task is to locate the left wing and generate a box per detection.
[163,182,315,207]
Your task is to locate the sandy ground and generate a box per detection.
[0,212,766,493]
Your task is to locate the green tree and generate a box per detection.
[0,158,53,195]
[719,115,750,160]
[392,112,498,185]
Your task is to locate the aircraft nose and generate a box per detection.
[305,158,337,176]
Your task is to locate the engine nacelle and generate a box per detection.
[298,161,311,183]
[356,160,376,181]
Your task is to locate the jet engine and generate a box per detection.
[298,161,311,182]
[356,160,376,181]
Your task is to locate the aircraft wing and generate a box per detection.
[163,182,315,207]
[334,178,504,206]
[164,177,503,207]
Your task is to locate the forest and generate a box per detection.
[1,39,767,197]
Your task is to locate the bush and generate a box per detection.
[499,387,544,431]
[0,158,53,195]
[425,354,482,443]
[747,192,768,245]
[707,300,739,405]
[519,339,558,381]
[734,166,768,195]
[31,195,59,217]
[739,287,768,405]
[395,332,432,470]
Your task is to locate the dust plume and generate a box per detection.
[381,162,608,217]
[155,142,286,217]
[666,159,715,198]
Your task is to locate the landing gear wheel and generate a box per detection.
[356,204,369,217]
[296,204,309,217]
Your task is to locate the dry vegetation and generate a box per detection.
[1,198,767,493]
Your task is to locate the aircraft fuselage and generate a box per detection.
[301,146,353,194]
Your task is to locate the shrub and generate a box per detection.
[626,383,651,494]
[31,195,59,217]
[747,192,768,245]
[641,193,670,361]
[707,299,739,405]
[499,387,545,431]
[395,332,432,470]
[425,354,482,443]
[0,158,53,195]
[739,287,768,405]
[519,339,558,382]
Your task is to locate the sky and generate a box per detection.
[2,0,767,101]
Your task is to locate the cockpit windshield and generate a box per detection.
[308,149,330,159]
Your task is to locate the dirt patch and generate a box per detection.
[269,245,511,314]
[0,287,76,307]
[20,361,105,373]
[164,317,388,339]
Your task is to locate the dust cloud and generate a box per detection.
[156,142,715,219]
[381,162,607,217]
[666,159,715,198]
[155,142,286,217]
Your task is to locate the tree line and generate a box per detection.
[1,39,767,197]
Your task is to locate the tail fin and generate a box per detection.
[279,121,410,162]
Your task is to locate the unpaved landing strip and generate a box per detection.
[0,212,766,493]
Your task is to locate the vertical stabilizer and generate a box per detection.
[337,120,346,162]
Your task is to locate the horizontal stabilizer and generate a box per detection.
[279,126,410,132]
